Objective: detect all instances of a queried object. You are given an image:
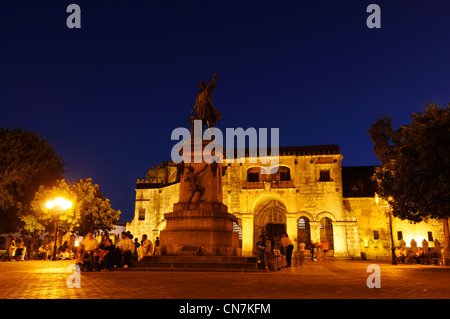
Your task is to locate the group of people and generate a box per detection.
[76,231,130,271]
[133,234,160,261]
[254,234,331,270]
[74,231,160,271]
[7,238,27,261]
[308,241,330,262]
[4,230,161,268]
[296,240,330,266]
[254,233,295,270]
[395,246,426,264]
[7,236,74,261]
[37,242,74,260]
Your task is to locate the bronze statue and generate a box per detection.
[185,164,208,208]
[176,160,185,182]
[191,72,222,129]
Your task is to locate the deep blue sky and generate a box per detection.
[1,1,449,224]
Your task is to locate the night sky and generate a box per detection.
[1,1,449,224]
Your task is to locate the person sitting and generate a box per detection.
[133,238,140,256]
[83,232,99,271]
[75,244,88,271]
[154,237,161,255]
[255,235,269,270]
[399,247,407,263]
[15,239,26,261]
[137,234,153,262]
[59,241,69,254]
[99,239,116,271]
[119,231,135,268]
[408,247,425,264]
[69,248,75,259]
[395,247,402,263]
[416,248,426,263]
[38,245,48,260]
[59,248,71,260]
[8,238,17,261]
[44,244,52,260]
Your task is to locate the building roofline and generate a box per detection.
[231,144,341,158]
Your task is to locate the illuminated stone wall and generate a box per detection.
[221,152,361,258]
[392,216,445,250]
[127,182,179,242]
[126,145,444,260]
[347,197,445,260]
[346,197,392,260]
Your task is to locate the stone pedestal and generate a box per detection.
[160,138,240,256]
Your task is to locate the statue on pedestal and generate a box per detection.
[159,72,241,258]
[191,72,222,129]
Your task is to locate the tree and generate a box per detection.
[0,127,65,233]
[27,178,121,236]
[368,104,450,250]
[70,178,121,235]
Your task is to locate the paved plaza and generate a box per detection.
[0,259,450,300]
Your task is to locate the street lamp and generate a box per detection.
[386,196,398,265]
[46,197,73,260]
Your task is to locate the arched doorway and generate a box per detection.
[320,217,334,250]
[253,198,287,250]
[297,217,311,249]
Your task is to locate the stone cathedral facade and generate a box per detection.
[127,145,444,260]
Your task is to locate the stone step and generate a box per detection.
[124,255,260,272]
[140,255,257,263]
[129,261,258,271]
[295,250,335,258]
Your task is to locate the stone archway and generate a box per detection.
[253,197,287,249]
[297,216,312,249]
[319,217,334,250]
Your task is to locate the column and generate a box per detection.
[241,214,254,256]
[286,213,298,251]
[332,222,349,258]
[309,221,321,245]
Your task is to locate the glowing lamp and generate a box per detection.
[45,196,73,260]
[46,197,72,210]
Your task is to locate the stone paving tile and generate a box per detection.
[0,260,450,299]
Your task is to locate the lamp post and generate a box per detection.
[387,196,397,265]
[46,197,73,261]
[387,198,397,265]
